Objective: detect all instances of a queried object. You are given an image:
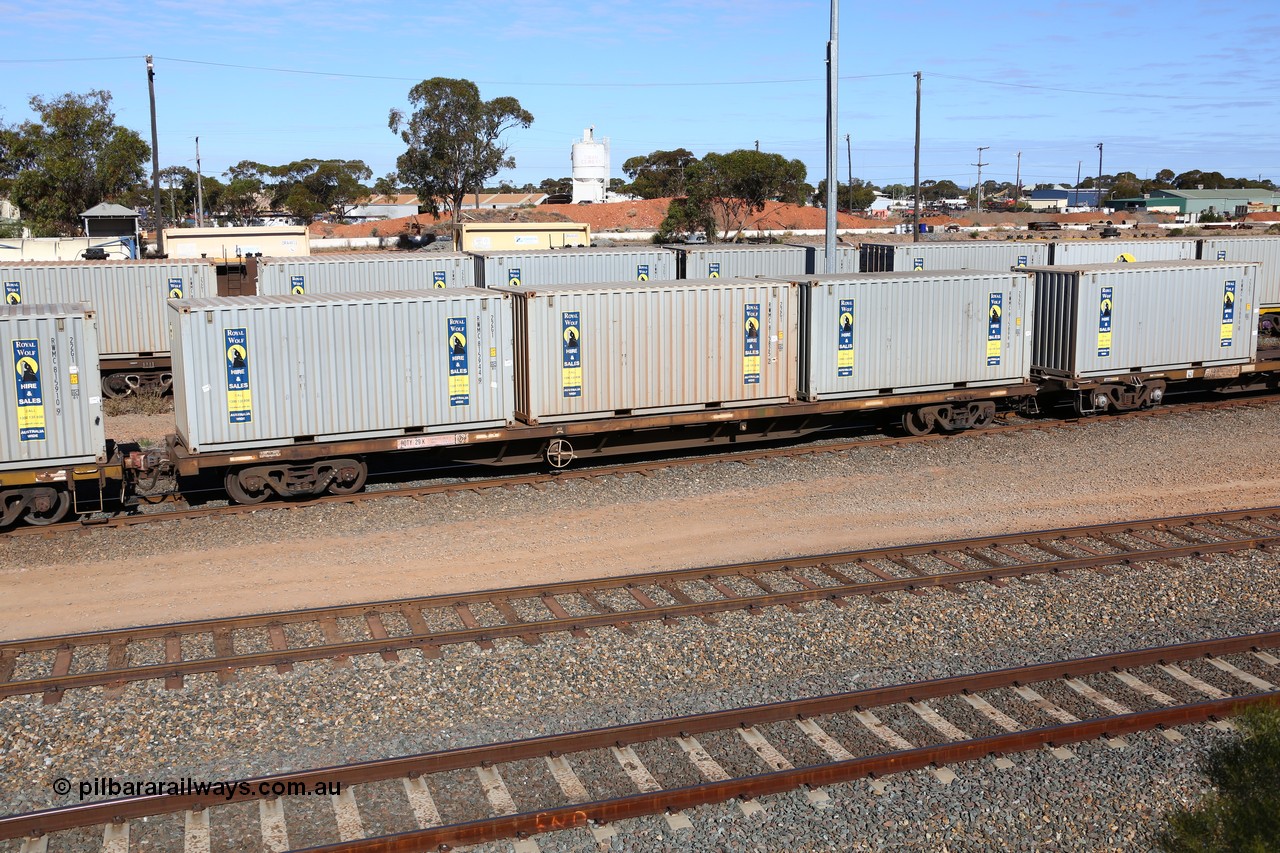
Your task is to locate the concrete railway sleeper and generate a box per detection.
[4,506,1279,703]
[2,633,1276,850]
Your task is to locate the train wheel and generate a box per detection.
[545,438,576,469]
[24,488,71,526]
[902,408,936,436]
[224,469,272,505]
[325,459,368,496]
[971,402,996,428]
[102,374,138,399]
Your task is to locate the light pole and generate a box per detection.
[973,146,990,213]
[1096,142,1104,210]
[146,56,164,256]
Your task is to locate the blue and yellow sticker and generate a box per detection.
[1217,250,1227,261]
[448,318,469,406]
[1016,255,1028,268]
[4,282,20,305]
[637,264,649,282]
[168,277,184,299]
[562,311,582,398]
[1221,281,1236,347]
[987,293,1003,366]
[290,275,305,295]
[709,262,720,279]
[433,271,447,289]
[508,268,522,287]
[912,257,925,271]
[1097,287,1113,358]
[12,339,45,442]
[743,304,761,385]
[225,329,252,424]
[837,299,854,377]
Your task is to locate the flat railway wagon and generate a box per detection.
[0,259,217,396]
[1029,260,1260,414]
[770,270,1035,435]
[167,289,515,504]
[0,304,120,526]
[253,251,476,295]
[858,241,1051,273]
[667,243,810,280]
[470,246,677,289]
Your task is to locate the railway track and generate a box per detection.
[8,390,1280,539]
[3,633,1277,850]
[4,506,1278,704]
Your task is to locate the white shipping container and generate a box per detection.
[1199,236,1280,309]
[471,246,677,289]
[670,244,809,279]
[1030,261,1259,378]
[255,252,475,295]
[859,241,1050,273]
[1049,238,1198,265]
[774,271,1033,401]
[0,260,216,358]
[506,278,797,424]
[169,290,514,453]
[788,243,860,274]
[0,304,105,470]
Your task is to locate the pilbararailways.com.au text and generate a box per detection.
[52,777,341,802]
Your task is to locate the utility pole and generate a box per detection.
[913,71,921,243]
[973,146,989,214]
[1015,151,1022,210]
[1075,160,1082,208]
[845,133,852,213]
[195,137,206,227]
[823,0,838,273]
[1096,142,1104,210]
[146,56,164,257]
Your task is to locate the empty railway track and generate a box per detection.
[4,506,1278,704]
[3,633,1277,851]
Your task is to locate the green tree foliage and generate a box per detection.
[1159,706,1280,852]
[0,90,149,236]
[621,148,697,199]
[655,196,715,243]
[224,159,372,220]
[372,172,408,198]
[539,177,572,195]
[389,78,533,222]
[813,178,876,211]
[684,149,808,241]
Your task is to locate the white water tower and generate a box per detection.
[571,127,609,204]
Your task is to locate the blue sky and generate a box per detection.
[2,0,1277,193]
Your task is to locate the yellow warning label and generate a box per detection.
[743,355,761,376]
[561,366,582,390]
[837,349,854,371]
[227,389,252,413]
[1097,331,1112,352]
[986,339,1001,360]
[448,373,470,398]
[17,403,44,431]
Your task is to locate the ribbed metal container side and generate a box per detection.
[1049,238,1198,265]
[786,244,860,274]
[1199,236,1280,308]
[881,241,1051,272]
[1029,261,1259,377]
[471,247,677,288]
[0,304,105,469]
[255,253,475,295]
[781,271,1032,400]
[0,260,215,358]
[670,245,810,279]
[169,289,514,453]
[506,278,797,424]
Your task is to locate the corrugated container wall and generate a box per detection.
[169,290,514,453]
[1199,236,1280,308]
[1049,238,1198,265]
[859,241,1051,273]
[471,247,677,289]
[669,245,809,280]
[1029,261,1259,379]
[255,252,475,295]
[767,271,1032,401]
[786,243,860,274]
[0,304,105,470]
[0,260,215,358]
[504,279,798,424]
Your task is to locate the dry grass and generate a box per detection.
[102,386,173,418]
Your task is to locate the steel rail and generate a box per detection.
[2,631,1276,841]
[3,508,1277,700]
[9,391,1279,539]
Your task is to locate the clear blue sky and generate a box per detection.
[3,0,1277,193]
